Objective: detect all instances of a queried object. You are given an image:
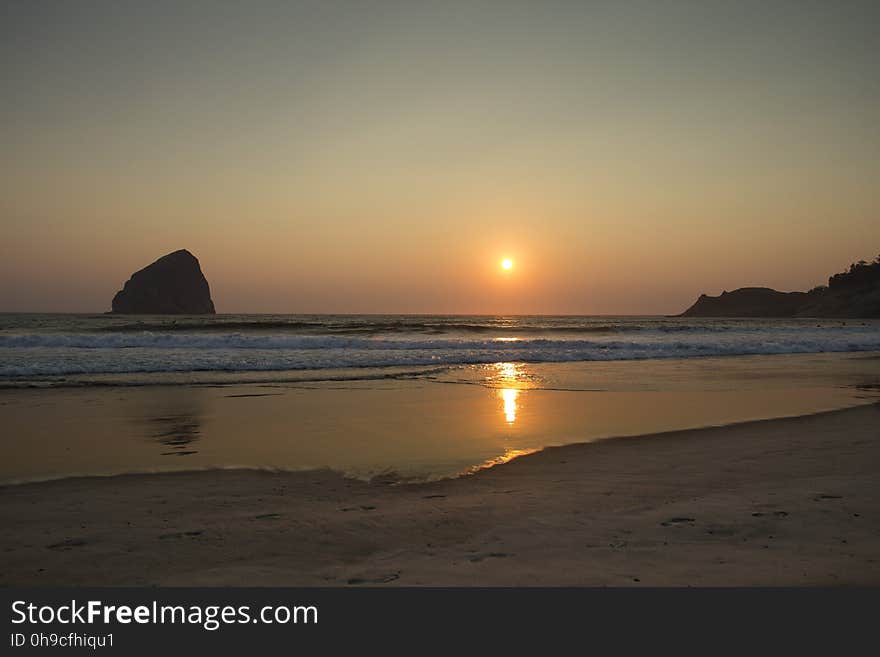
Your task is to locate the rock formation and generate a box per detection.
[682,288,808,317]
[680,255,880,318]
[111,250,215,314]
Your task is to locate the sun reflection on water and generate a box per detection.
[491,362,528,425]
[500,388,519,423]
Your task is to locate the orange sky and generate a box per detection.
[2,2,878,314]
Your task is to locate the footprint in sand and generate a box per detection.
[347,572,400,585]
[46,538,87,550]
[253,513,282,520]
[660,517,695,527]
[158,531,203,540]
[469,552,512,563]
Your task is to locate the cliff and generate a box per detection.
[682,287,809,317]
[111,250,215,314]
[680,255,880,318]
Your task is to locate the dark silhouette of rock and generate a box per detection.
[111,250,215,314]
[682,288,808,317]
[680,254,880,318]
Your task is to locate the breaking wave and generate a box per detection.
[2,325,879,379]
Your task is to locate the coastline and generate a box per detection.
[2,402,878,586]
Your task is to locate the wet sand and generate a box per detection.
[2,402,878,586]
[4,352,878,485]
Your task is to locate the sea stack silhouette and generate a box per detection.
[111,249,215,314]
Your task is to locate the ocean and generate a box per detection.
[3,313,879,483]
[2,313,879,387]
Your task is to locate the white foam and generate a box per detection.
[2,324,880,379]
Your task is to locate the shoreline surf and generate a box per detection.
[2,313,879,387]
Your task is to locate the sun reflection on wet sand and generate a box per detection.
[491,362,528,425]
[500,388,519,423]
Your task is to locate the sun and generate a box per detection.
[500,258,514,271]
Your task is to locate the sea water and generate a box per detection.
[1,313,878,387]
[1,314,878,483]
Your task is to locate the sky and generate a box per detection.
[2,0,878,314]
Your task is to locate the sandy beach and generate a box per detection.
[2,401,878,586]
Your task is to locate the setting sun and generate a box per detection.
[501,258,514,271]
